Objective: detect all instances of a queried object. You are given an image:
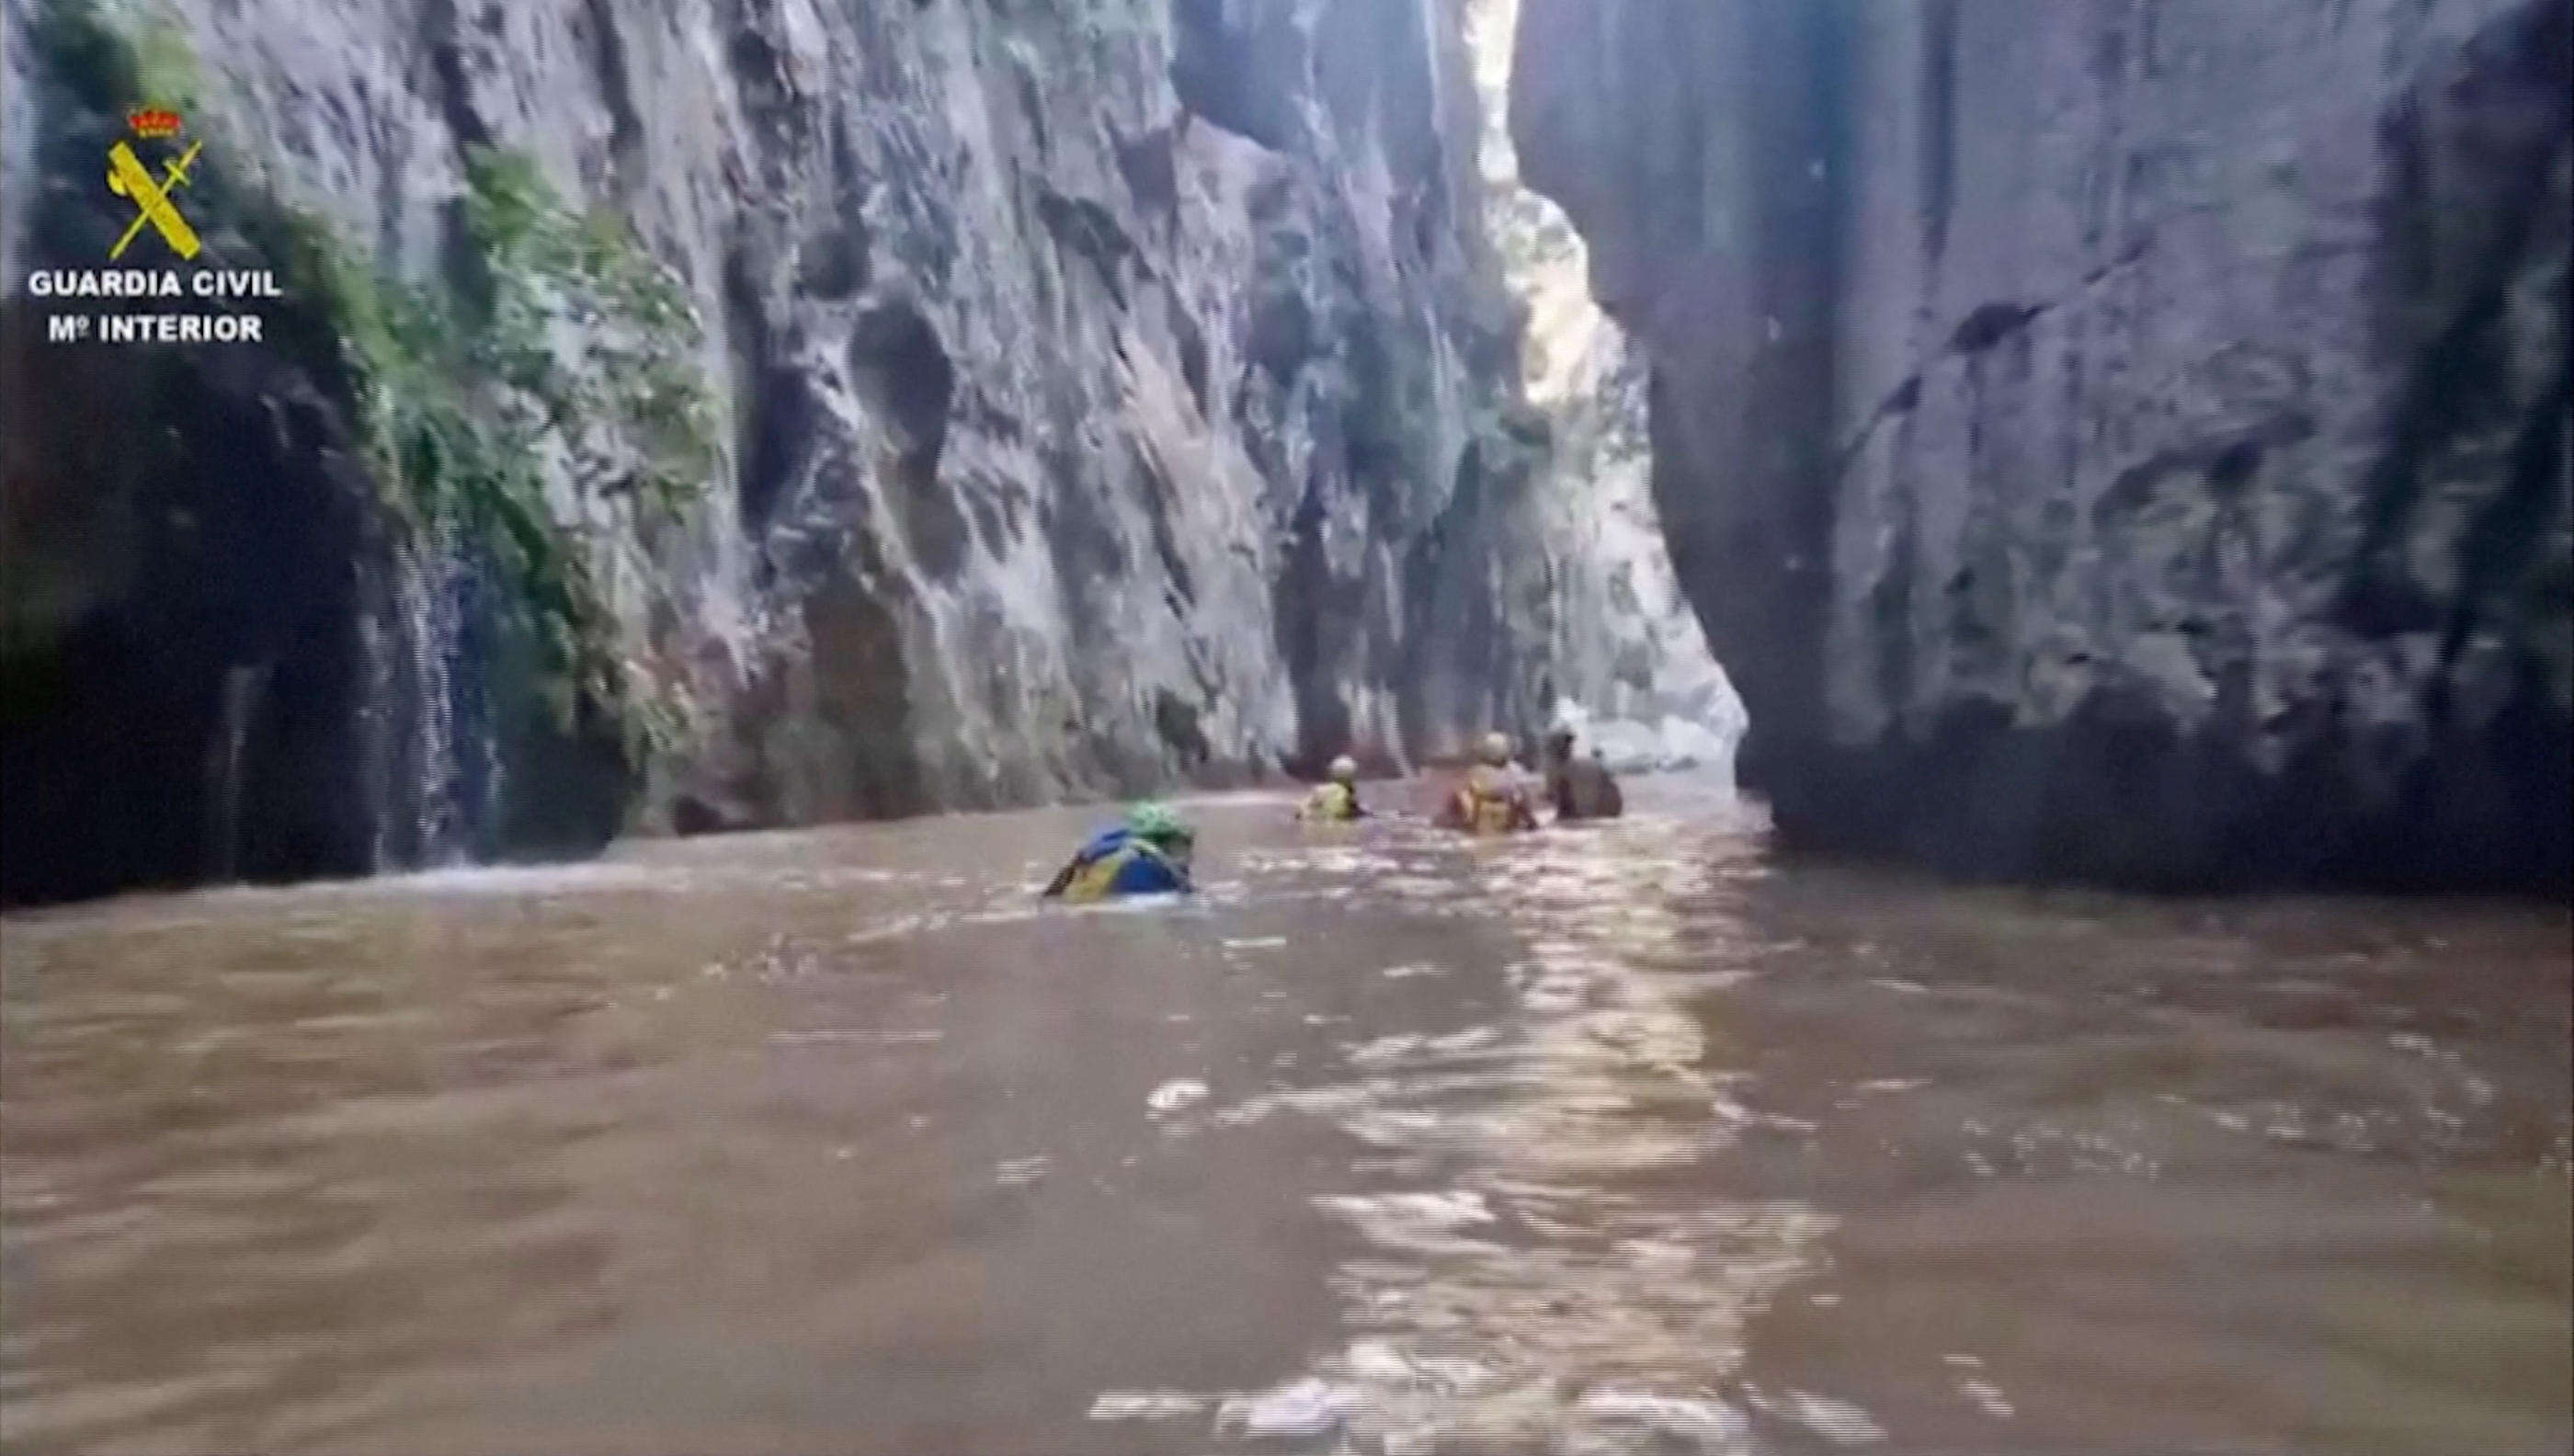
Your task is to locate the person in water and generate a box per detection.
[1436,732,1539,835]
[1543,726,1624,822]
[1298,755,1370,823]
[1042,802,1197,902]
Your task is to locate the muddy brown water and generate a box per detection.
[3,778,2567,1455]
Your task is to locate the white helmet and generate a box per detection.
[1327,755,1359,783]
[1478,732,1512,767]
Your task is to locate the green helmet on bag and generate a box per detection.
[1124,802,1194,850]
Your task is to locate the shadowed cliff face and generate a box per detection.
[4,0,1725,904]
[1514,0,2572,891]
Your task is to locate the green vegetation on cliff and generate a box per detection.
[28,0,715,771]
[13,0,718,868]
[271,146,716,765]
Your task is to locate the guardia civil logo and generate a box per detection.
[108,106,203,261]
[29,104,281,346]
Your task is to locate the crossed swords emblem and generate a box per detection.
[107,137,205,261]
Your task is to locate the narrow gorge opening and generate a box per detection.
[1462,0,1751,788]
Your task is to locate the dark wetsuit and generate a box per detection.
[1547,755,1624,821]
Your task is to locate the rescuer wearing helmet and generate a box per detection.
[1298,755,1371,823]
[1042,801,1199,902]
[1436,732,1539,834]
[1543,725,1624,822]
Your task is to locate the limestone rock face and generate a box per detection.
[1513,0,2571,888]
[5,0,1633,903]
[1463,0,1745,773]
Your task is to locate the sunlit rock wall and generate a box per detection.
[1464,0,1746,776]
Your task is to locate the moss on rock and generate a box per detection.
[6,0,723,896]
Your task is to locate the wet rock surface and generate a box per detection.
[1512,0,2573,890]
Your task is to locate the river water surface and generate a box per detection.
[4,778,2568,1454]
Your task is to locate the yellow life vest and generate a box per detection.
[1056,852,1126,904]
[1454,767,1527,835]
[1302,782,1359,822]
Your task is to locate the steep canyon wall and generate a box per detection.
[1,0,1669,904]
[1514,0,2572,889]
